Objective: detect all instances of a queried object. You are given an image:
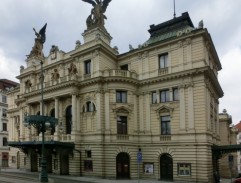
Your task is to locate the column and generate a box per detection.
[145,93,151,132]
[178,41,184,70]
[134,94,138,133]
[54,98,59,140]
[188,85,194,129]
[179,86,186,130]
[139,94,144,132]
[104,90,110,131]
[169,88,173,101]
[96,92,102,131]
[76,96,80,133]
[72,94,77,134]
[19,107,24,140]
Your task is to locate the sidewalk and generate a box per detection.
[0,168,234,183]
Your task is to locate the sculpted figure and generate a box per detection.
[82,0,111,31]
[68,63,78,75]
[51,69,60,81]
[28,23,47,59]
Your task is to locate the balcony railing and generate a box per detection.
[117,134,129,141]
[160,135,171,141]
[158,68,168,76]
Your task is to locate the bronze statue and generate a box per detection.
[28,23,47,59]
[82,0,111,31]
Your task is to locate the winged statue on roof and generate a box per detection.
[28,23,47,59]
[82,0,112,31]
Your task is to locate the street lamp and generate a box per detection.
[24,60,57,182]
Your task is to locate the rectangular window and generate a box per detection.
[152,91,157,104]
[84,160,93,172]
[173,88,179,101]
[2,123,7,131]
[2,95,7,103]
[120,64,128,70]
[161,116,171,135]
[116,91,127,103]
[160,90,170,103]
[159,54,168,69]
[2,108,7,117]
[85,150,92,158]
[178,163,191,176]
[84,60,91,74]
[117,116,127,135]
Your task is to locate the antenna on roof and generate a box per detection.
[173,0,176,18]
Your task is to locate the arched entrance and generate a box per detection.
[160,153,173,181]
[116,153,130,179]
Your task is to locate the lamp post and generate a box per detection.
[24,60,57,182]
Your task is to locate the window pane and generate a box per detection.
[152,92,157,103]
[159,54,168,68]
[160,90,169,102]
[117,116,127,135]
[173,88,179,101]
[122,92,127,103]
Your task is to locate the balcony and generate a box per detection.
[117,134,129,141]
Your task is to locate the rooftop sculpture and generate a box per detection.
[82,0,112,31]
[27,23,47,59]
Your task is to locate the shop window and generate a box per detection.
[178,163,191,176]
[84,160,93,172]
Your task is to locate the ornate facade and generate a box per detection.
[8,12,223,182]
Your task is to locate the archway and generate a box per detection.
[116,152,130,179]
[160,153,173,181]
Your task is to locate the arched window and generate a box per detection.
[3,137,8,146]
[66,106,72,134]
[50,108,55,135]
[83,101,96,112]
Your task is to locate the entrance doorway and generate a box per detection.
[30,151,38,172]
[60,154,69,175]
[160,153,173,181]
[116,153,130,179]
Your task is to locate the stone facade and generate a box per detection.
[219,110,238,178]
[7,12,223,182]
[0,79,18,168]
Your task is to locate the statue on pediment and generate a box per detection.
[27,23,47,59]
[82,0,111,31]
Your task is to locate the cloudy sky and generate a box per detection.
[0,0,240,124]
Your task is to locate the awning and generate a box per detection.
[8,141,75,154]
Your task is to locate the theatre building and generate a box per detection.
[7,11,223,183]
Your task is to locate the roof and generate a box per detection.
[235,121,241,131]
[145,12,195,45]
[0,79,19,90]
